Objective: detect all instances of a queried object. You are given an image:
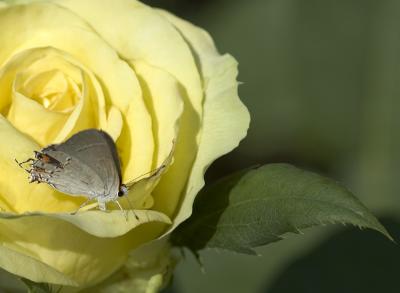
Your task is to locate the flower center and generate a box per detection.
[12,56,83,114]
[16,69,81,113]
[0,47,97,146]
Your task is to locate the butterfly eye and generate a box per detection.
[118,184,128,197]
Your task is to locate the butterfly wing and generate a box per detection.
[33,153,105,197]
[40,129,121,198]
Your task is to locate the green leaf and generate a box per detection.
[20,278,62,293]
[171,164,392,254]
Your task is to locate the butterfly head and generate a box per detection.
[118,184,128,197]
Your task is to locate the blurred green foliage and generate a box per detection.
[267,218,399,293]
[142,0,400,292]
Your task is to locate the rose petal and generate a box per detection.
[117,96,154,182]
[119,61,184,209]
[0,209,171,238]
[0,213,169,286]
[132,61,184,168]
[103,106,123,142]
[156,11,251,228]
[0,244,78,286]
[8,91,70,146]
[85,239,174,293]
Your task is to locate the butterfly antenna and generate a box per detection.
[126,139,175,188]
[15,158,34,173]
[114,200,128,221]
[128,167,162,183]
[124,196,139,220]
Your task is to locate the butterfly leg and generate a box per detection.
[113,200,128,221]
[98,201,107,212]
[71,197,94,215]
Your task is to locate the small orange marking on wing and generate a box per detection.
[41,155,51,163]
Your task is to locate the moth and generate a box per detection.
[16,129,170,215]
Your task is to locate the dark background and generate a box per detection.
[142,0,400,292]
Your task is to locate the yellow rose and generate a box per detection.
[0,0,249,290]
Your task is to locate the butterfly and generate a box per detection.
[16,129,172,216]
